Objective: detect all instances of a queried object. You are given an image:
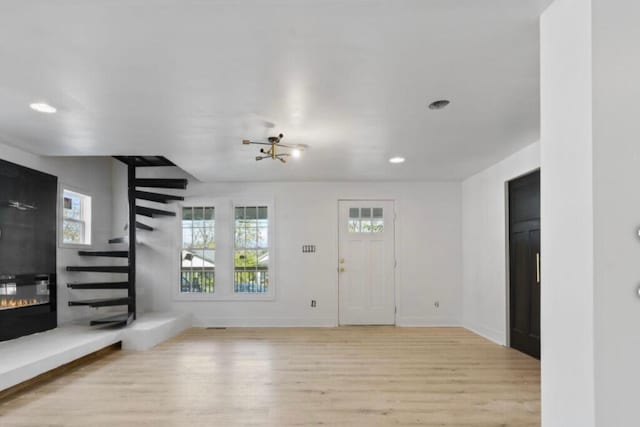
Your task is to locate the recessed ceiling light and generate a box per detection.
[429,99,450,110]
[389,157,405,164]
[30,102,57,114]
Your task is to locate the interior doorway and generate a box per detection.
[338,200,396,325]
[508,170,541,359]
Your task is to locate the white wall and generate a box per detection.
[0,140,118,324]
[541,0,595,425]
[461,141,540,345]
[592,0,640,425]
[126,167,462,327]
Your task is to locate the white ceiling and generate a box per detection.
[0,0,551,182]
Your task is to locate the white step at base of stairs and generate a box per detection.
[0,312,192,392]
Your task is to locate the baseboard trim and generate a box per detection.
[192,317,339,328]
[396,316,461,327]
[463,323,505,346]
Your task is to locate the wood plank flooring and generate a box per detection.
[0,327,540,426]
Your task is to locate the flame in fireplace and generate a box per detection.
[0,298,41,309]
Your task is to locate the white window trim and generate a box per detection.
[172,197,275,302]
[58,184,93,249]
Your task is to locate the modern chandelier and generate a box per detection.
[242,133,306,163]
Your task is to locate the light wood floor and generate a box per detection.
[0,327,540,426]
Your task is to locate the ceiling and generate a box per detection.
[0,0,551,182]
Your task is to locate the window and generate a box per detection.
[234,205,269,294]
[61,189,92,246]
[348,207,384,233]
[181,207,215,294]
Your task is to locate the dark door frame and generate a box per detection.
[505,168,541,358]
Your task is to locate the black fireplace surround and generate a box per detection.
[0,158,57,341]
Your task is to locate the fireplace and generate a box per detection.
[0,158,58,341]
[0,273,57,341]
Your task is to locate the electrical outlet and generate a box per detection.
[311,300,317,308]
[434,301,440,308]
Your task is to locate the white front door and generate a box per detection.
[338,200,396,325]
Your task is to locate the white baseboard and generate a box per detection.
[463,323,506,346]
[194,316,465,328]
[192,317,338,328]
[396,316,462,327]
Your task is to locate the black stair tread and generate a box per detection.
[136,190,184,203]
[78,250,129,258]
[136,221,154,231]
[67,281,129,290]
[66,266,129,273]
[114,156,176,167]
[68,297,132,308]
[109,237,126,244]
[90,313,134,326]
[135,178,188,189]
[136,206,176,217]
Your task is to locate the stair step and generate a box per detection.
[67,281,129,290]
[90,313,134,327]
[66,266,129,273]
[114,156,176,167]
[136,206,176,218]
[136,190,184,203]
[78,250,129,258]
[68,297,132,308]
[108,237,126,244]
[136,221,154,231]
[135,178,188,189]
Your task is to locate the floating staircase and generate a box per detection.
[66,156,188,328]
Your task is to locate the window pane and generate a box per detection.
[372,220,384,233]
[257,227,268,248]
[63,194,81,220]
[245,207,257,220]
[258,206,268,220]
[349,208,359,219]
[235,226,245,247]
[204,227,215,249]
[182,228,193,249]
[361,220,372,233]
[372,208,383,218]
[361,208,371,218]
[348,219,360,233]
[204,207,214,220]
[63,221,83,244]
[245,226,258,248]
[235,207,244,220]
[202,249,215,264]
[235,250,247,268]
[193,228,205,247]
[180,206,215,294]
[257,250,269,268]
[193,207,204,221]
[182,207,193,220]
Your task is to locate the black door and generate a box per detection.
[509,170,540,359]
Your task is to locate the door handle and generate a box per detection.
[536,252,540,284]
